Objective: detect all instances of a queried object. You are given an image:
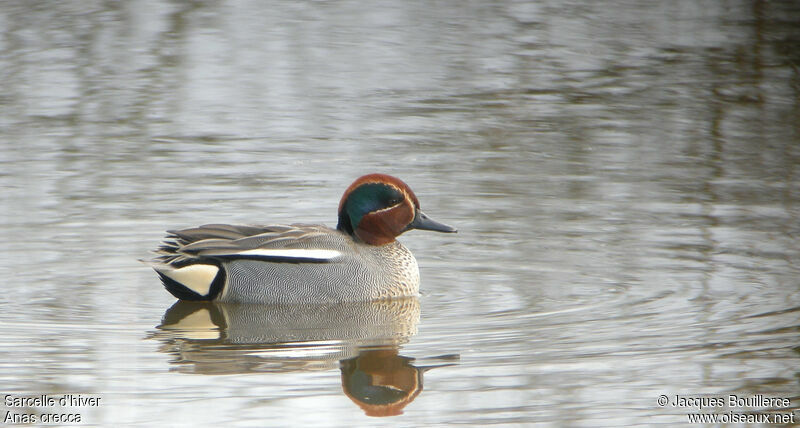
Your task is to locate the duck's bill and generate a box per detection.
[408,210,457,233]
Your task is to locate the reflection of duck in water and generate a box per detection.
[155,299,421,372]
[153,299,457,416]
[148,173,456,304]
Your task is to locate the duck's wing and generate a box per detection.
[154,223,347,266]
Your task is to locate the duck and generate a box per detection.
[150,173,457,304]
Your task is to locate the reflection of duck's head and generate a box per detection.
[340,349,424,417]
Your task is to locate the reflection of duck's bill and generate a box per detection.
[413,353,461,372]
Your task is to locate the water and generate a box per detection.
[1,0,799,426]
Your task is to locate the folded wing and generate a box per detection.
[155,223,345,266]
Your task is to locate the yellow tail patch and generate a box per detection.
[160,264,219,297]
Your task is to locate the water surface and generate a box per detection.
[1,0,799,426]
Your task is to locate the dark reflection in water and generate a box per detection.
[153,299,456,417]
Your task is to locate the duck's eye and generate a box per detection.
[387,196,403,206]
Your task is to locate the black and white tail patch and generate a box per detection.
[156,263,225,301]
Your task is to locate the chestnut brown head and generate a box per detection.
[337,174,457,245]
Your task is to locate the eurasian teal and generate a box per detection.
[151,173,456,304]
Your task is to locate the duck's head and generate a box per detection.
[337,173,457,246]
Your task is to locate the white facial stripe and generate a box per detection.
[371,204,399,214]
[237,248,342,260]
[359,182,406,214]
[162,264,219,296]
[370,196,406,215]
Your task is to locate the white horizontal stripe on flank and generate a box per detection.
[237,248,342,260]
[163,264,219,296]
